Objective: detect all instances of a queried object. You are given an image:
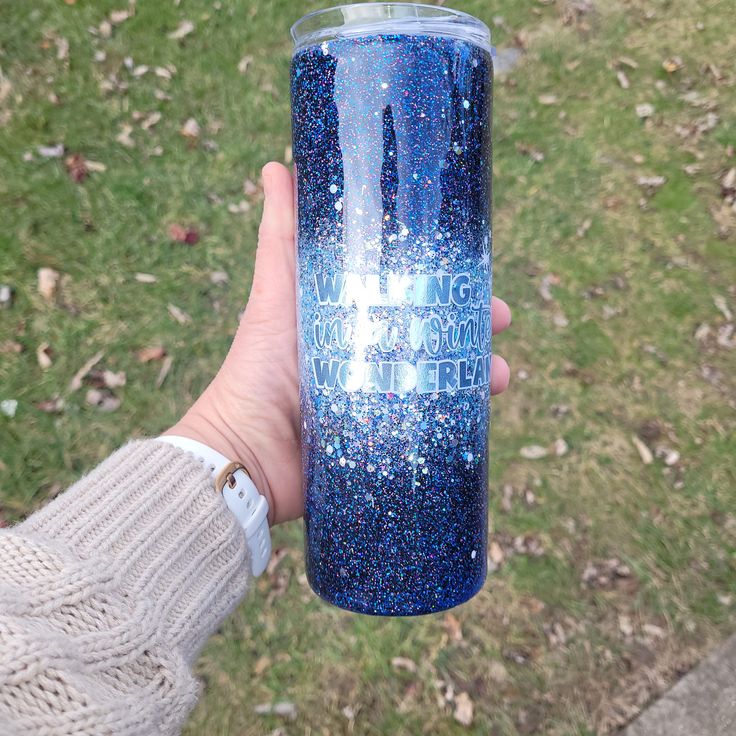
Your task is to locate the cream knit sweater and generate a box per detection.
[0,440,252,735]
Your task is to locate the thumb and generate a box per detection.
[249,162,296,304]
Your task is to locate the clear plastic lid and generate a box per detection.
[291,3,492,53]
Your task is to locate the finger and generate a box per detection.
[490,355,510,395]
[249,162,295,303]
[492,296,511,335]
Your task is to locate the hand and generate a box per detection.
[166,162,512,525]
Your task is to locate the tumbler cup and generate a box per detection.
[291,3,493,615]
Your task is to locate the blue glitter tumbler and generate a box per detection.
[291,4,493,615]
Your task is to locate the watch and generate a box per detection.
[158,435,271,576]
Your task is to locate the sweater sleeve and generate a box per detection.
[0,439,252,736]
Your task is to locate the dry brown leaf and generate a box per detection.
[635,103,654,119]
[616,70,630,89]
[238,55,253,74]
[453,692,474,727]
[631,435,653,465]
[65,153,88,183]
[69,352,104,391]
[55,37,69,62]
[168,20,194,40]
[391,656,417,673]
[102,369,126,388]
[168,304,191,324]
[36,343,53,369]
[443,613,463,642]
[134,272,157,284]
[109,9,130,25]
[36,396,65,413]
[85,388,121,412]
[168,223,199,244]
[156,355,173,388]
[538,93,558,105]
[116,124,135,148]
[136,345,167,362]
[253,656,271,675]
[520,445,548,460]
[180,117,200,139]
[662,56,683,73]
[38,267,60,302]
[1,340,23,354]
[141,111,161,130]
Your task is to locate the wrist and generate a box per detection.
[164,404,277,526]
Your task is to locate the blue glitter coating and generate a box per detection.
[291,30,493,615]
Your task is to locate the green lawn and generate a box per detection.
[1,1,734,734]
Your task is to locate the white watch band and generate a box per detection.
[158,435,271,576]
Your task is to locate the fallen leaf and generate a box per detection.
[180,117,200,139]
[488,660,509,684]
[136,345,166,362]
[714,295,732,321]
[618,56,638,69]
[253,656,271,675]
[619,615,634,636]
[98,20,112,39]
[554,438,569,456]
[35,396,65,413]
[238,55,253,74]
[631,435,653,465]
[577,218,592,237]
[489,540,505,566]
[102,369,126,388]
[37,143,65,158]
[156,355,173,388]
[168,223,199,244]
[168,20,195,40]
[443,613,463,642]
[155,66,173,80]
[538,273,559,302]
[643,623,666,639]
[132,64,148,77]
[55,36,69,62]
[36,342,53,369]
[135,272,157,283]
[227,200,251,214]
[0,340,23,354]
[635,103,654,119]
[85,160,106,173]
[116,124,135,148]
[662,56,683,73]
[637,175,666,193]
[284,144,293,164]
[141,111,161,130]
[65,153,88,182]
[109,9,130,25]
[520,445,548,460]
[168,303,192,324]
[391,656,417,673]
[616,70,630,89]
[85,388,121,412]
[254,702,297,719]
[453,692,474,727]
[243,178,260,197]
[210,270,229,285]
[38,267,60,302]
[538,93,558,105]
[69,352,104,391]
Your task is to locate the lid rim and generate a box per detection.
[291,2,492,52]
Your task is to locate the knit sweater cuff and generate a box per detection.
[19,439,252,662]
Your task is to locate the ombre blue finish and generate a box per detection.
[291,32,493,615]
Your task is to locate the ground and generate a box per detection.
[0,1,734,734]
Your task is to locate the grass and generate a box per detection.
[1,0,735,734]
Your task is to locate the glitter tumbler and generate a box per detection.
[291,4,493,615]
